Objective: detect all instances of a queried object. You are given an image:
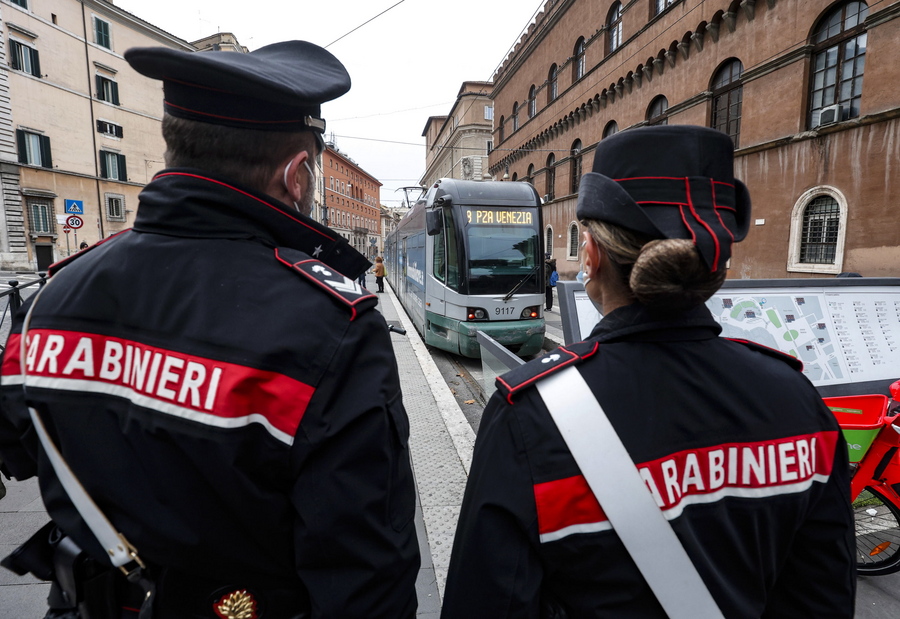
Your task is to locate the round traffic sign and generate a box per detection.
[66,215,83,229]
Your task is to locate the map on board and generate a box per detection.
[707,287,900,387]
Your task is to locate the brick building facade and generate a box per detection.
[322,144,382,261]
[489,0,900,279]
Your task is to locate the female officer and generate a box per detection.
[441,126,855,618]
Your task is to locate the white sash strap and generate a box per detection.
[20,281,144,575]
[28,407,143,571]
[535,366,725,619]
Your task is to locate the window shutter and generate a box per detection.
[111,81,119,105]
[115,124,123,138]
[95,75,102,99]
[99,151,108,178]
[40,135,52,168]
[117,154,126,180]
[10,42,20,71]
[32,48,40,77]
[16,129,26,164]
[96,119,103,132]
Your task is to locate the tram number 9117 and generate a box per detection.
[466,209,533,225]
[495,306,516,316]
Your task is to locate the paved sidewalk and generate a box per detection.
[0,277,474,618]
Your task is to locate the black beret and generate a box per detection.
[124,41,350,147]
[576,125,751,273]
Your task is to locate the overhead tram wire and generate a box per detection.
[325,0,406,49]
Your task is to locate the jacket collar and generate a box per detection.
[588,302,722,343]
[134,168,370,277]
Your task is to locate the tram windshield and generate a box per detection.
[462,207,541,295]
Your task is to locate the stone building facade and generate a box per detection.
[489,0,900,279]
[322,143,382,261]
[0,0,195,270]
[421,81,495,186]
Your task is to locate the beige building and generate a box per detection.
[421,81,494,187]
[490,0,900,279]
[0,0,197,270]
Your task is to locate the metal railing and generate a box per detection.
[0,274,47,351]
[476,330,525,398]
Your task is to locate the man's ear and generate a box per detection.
[283,150,311,203]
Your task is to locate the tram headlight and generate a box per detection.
[467,307,488,321]
[522,306,539,319]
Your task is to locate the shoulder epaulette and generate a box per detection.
[496,340,600,405]
[47,229,130,277]
[726,338,804,372]
[275,247,377,320]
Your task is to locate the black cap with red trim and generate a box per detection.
[124,41,350,149]
[576,125,751,272]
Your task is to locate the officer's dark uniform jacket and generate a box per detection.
[442,302,855,618]
[0,170,419,618]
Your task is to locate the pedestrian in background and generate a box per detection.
[544,253,557,311]
[374,256,386,293]
[79,241,88,250]
[0,40,418,618]
[441,126,855,618]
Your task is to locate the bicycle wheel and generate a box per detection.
[855,485,900,575]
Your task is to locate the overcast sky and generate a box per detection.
[113,0,544,206]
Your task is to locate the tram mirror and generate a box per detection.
[426,210,443,236]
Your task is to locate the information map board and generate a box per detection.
[556,278,900,397]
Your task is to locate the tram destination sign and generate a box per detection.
[465,208,534,225]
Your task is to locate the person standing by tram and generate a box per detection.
[544,253,557,311]
[374,256,386,293]
[0,41,419,618]
[441,126,855,618]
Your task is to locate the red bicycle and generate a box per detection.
[824,380,900,575]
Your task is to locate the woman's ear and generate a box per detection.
[582,230,601,279]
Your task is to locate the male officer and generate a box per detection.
[0,41,419,618]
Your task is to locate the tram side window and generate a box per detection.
[434,224,446,283]
[444,208,459,289]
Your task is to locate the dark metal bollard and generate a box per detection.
[7,280,21,314]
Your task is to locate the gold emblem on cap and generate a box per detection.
[213,589,258,619]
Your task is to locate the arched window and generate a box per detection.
[573,37,586,82]
[548,64,558,103]
[545,225,554,254]
[809,1,868,128]
[546,153,556,202]
[603,120,619,138]
[711,59,743,147]
[788,186,848,274]
[512,172,518,181]
[607,3,623,55]
[647,95,669,125]
[654,0,675,17]
[499,115,505,142]
[570,140,583,194]
[567,222,580,258]
[526,163,535,185]
[512,102,519,132]
[528,85,537,118]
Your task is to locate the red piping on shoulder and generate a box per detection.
[274,249,375,321]
[497,342,600,405]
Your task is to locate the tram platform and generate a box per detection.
[0,277,477,618]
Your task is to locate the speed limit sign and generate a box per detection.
[66,215,84,229]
